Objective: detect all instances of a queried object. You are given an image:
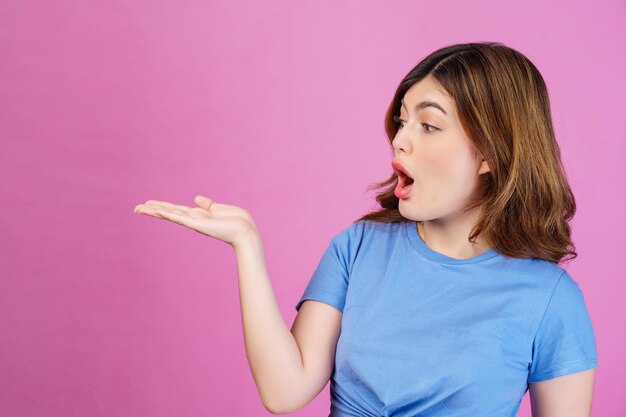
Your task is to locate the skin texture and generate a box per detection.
[392,75,493,260]
[528,369,596,417]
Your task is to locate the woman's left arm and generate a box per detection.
[528,368,596,417]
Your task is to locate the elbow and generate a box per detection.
[263,396,301,415]
[263,400,290,415]
[263,400,281,415]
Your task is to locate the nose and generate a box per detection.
[392,128,411,154]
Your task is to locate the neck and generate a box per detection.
[417,211,491,260]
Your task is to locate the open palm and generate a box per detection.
[133,195,258,249]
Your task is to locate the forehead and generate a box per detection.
[400,78,455,116]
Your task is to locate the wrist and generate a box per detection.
[233,227,262,253]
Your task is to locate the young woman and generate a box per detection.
[134,42,598,417]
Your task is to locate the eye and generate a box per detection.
[393,115,439,134]
[422,123,439,133]
[393,115,406,129]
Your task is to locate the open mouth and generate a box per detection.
[396,170,415,188]
[394,170,414,199]
[391,160,414,199]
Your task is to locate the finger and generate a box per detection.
[137,205,189,225]
[144,200,192,213]
[157,209,189,226]
[194,195,216,210]
[134,205,166,218]
[134,204,157,214]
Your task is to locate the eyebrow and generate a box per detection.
[401,98,448,116]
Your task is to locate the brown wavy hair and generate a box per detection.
[354,42,577,264]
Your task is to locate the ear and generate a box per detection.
[478,159,491,175]
[473,148,491,175]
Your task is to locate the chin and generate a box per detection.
[398,203,428,222]
[399,202,447,224]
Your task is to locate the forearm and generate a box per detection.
[234,232,304,413]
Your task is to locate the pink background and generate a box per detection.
[1,1,624,416]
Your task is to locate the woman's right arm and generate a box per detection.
[133,195,341,414]
[234,231,342,414]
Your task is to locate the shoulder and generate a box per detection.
[529,262,587,303]
[544,267,589,311]
[348,219,407,236]
[495,255,565,289]
[332,220,405,248]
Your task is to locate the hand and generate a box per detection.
[133,195,259,248]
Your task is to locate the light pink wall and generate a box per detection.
[1,1,624,416]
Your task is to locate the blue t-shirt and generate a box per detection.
[295,220,598,417]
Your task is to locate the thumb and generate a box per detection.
[194,195,214,209]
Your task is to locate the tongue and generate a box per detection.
[395,181,413,199]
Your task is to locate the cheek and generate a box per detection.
[424,144,477,200]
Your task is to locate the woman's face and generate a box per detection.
[391,76,491,223]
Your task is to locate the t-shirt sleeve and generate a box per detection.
[294,222,363,313]
[527,270,598,383]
